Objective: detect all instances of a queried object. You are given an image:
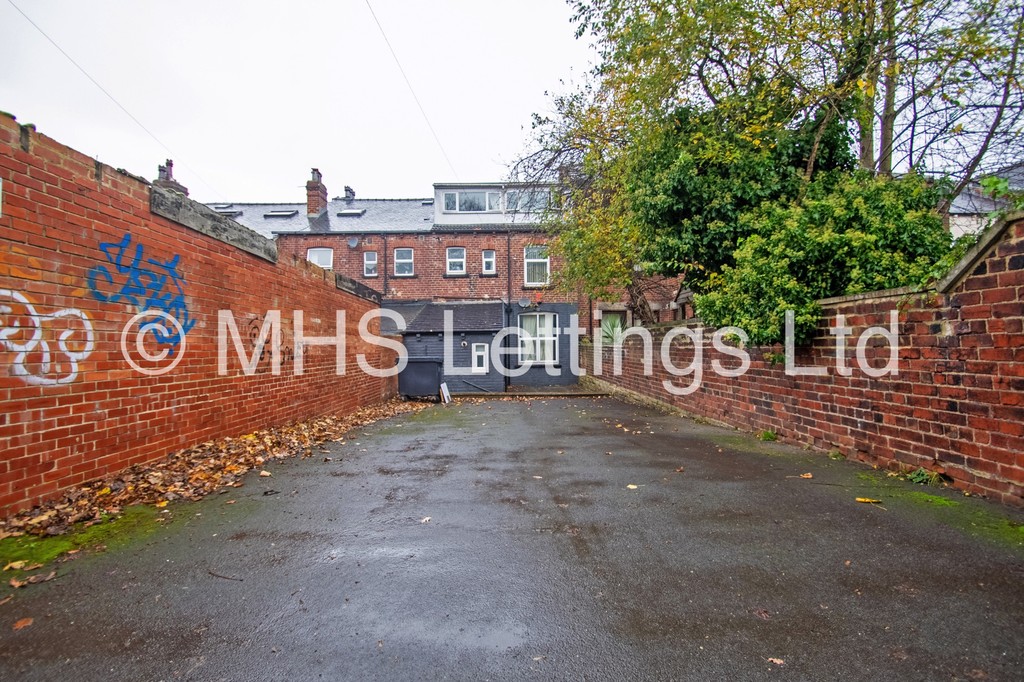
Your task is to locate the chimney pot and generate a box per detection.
[306,168,328,218]
[153,159,188,196]
[344,185,355,202]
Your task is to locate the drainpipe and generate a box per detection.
[505,231,513,390]
[382,233,388,298]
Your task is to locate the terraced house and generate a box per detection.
[212,170,593,394]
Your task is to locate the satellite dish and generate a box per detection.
[347,236,359,248]
[518,297,530,308]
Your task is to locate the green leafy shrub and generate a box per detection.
[695,172,953,344]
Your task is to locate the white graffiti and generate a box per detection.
[0,290,95,385]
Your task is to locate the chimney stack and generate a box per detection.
[153,159,189,196]
[344,185,356,203]
[307,168,328,217]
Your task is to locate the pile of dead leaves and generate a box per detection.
[0,399,430,538]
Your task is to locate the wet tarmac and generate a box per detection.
[1,397,1022,680]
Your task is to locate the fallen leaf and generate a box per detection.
[532,655,547,661]
[12,617,32,630]
[0,595,11,606]
[420,517,431,524]
[800,473,813,479]
[259,471,272,478]
[21,563,42,572]
[532,476,543,479]
[3,561,26,572]
[767,657,784,665]
[626,484,638,490]
[18,571,56,587]
[225,500,236,505]
[856,497,883,504]
[675,467,685,473]
[154,500,168,508]
[753,609,772,620]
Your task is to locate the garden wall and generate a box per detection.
[583,212,1024,505]
[0,113,398,516]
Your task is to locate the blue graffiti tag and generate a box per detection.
[87,233,195,354]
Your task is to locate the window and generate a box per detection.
[446,247,466,275]
[307,247,333,270]
[472,343,488,374]
[442,190,501,213]
[481,249,496,275]
[524,245,549,286]
[506,189,550,213]
[520,313,558,364]
[363,251,378,277]
[394,248,414,276]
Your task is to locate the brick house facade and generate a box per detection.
[219,171,595,391]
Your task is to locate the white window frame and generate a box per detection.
[481,249,496,275]
[394,247,414,276]
[471,343,488,374]
[524,245,550,287]
[519,312,559,365]
[506,188,551,213]
[446,247,467,275]
[363,251,378,277]
[441,190,501,213]
[306,247,333,270]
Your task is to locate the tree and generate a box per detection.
[518,0,1021,334]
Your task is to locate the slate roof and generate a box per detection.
[206,198,435,239]
[949,185,1006,215]
[396,301,506,334]
[380,302,429,335]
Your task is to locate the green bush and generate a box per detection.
[695,172,953,344]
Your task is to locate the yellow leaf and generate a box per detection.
[626,484,638,490]
[800,473,813,479]
[259,471,272,478]
[856,497,883,504]
[3,561,26,572]
[97,487,111,496]
[154,500,168,508]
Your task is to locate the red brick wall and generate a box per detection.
[0,113,397,516]
[582,216,1024,506]
[277,232,577,304]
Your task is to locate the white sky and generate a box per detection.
[0,0,594,203]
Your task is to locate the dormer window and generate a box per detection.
[443,190,501,213]
[506,189,550,213]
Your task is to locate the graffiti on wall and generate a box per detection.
[246,313,295,373]
[0,290,95,385]
[87,233,195,355]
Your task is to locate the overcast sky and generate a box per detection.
[0,0,594,203]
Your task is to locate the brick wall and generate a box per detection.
[0,113,397,517]
[582,213,1024,506]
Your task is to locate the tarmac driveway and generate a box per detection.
[1,397,1023,681]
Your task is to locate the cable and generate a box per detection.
[6,0,224,200]
[363,0,460,180]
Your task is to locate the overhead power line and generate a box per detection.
[363,0,460,180]
[6,0,223,200]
